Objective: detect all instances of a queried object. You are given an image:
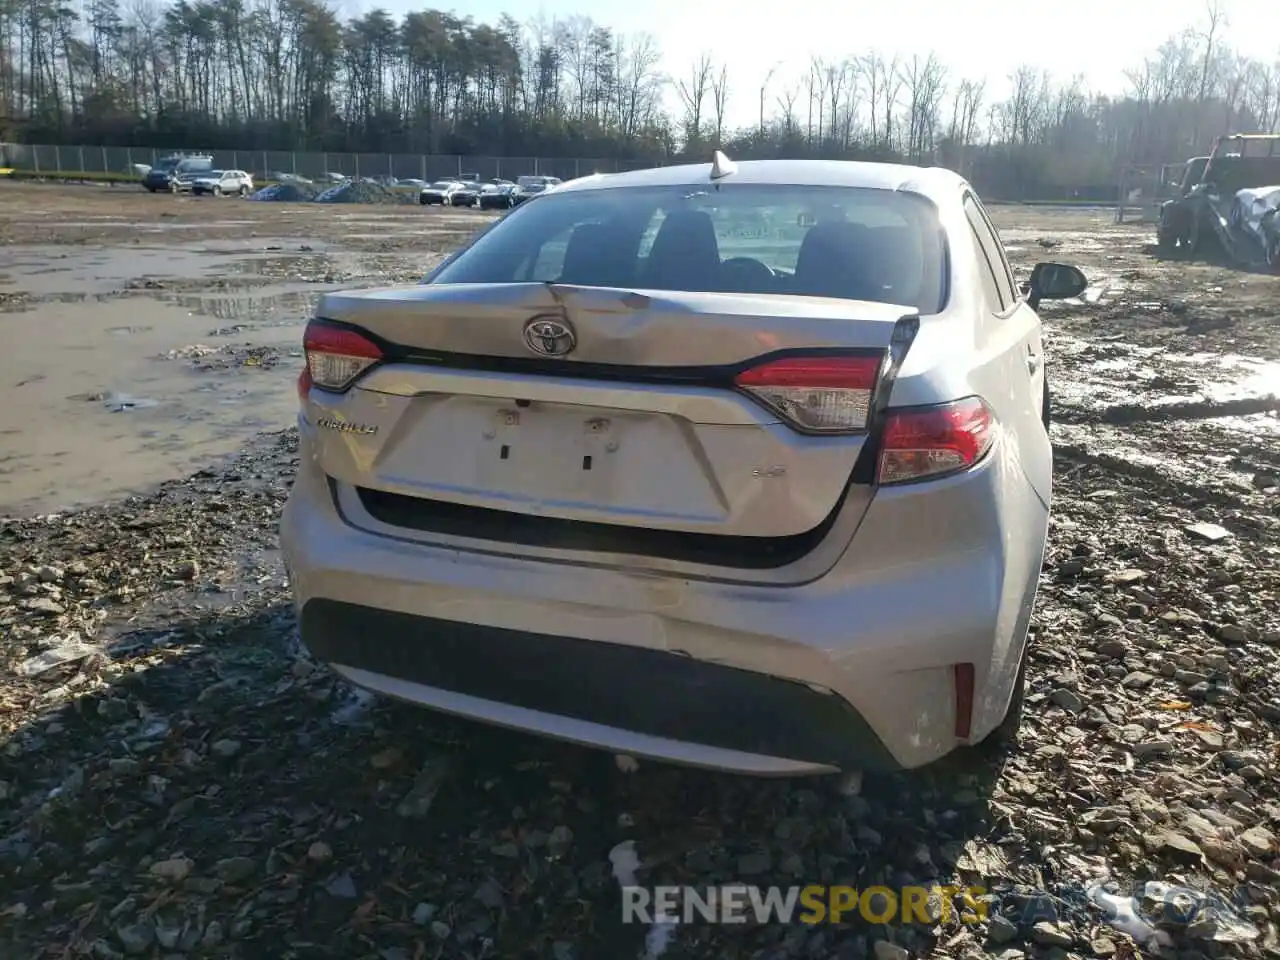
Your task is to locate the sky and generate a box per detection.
[349,0,1279,131]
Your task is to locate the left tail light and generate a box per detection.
[300,320,383,397]
[734,353,884,433]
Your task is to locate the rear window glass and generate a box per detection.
[430,183,947,313]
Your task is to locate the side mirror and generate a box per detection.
[1027,262,1087,309]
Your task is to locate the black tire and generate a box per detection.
[239,185,249,197]
[146,186,156,193]
[1156,226,1176,252]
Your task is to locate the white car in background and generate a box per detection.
[514,175,562,200]
[419,180,464,206]
[190,169,254,197]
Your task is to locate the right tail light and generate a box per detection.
[876,397,995,485]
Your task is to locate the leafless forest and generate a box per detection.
[0,0,1278,193]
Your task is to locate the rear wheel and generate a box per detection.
[212,185,223,197]
[1156,225,1176,251]
[239,185,249,197]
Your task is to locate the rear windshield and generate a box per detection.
[430,183,947,313]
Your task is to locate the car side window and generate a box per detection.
[970,198,1019,305]
[963,194,1017,310]
[963,196,1007,312]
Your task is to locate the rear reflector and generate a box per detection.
[734,354,883,433]
[876,396,995,485]
[302,320,383,393]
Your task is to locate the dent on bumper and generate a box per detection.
[304,598,897,772]
[280,446,1027,770]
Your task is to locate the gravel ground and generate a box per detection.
[1,184,1279,960]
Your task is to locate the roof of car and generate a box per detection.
[552,159,966,202]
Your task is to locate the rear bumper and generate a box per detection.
[303,599,896,774]
[281,421,1048,773]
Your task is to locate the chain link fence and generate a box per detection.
[0,143,663,181]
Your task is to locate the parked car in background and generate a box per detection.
[513,175,562,203]
[190,169,255,197]
[168,173,202,194]
[478,183,523,210]
[142,154,214,192]
[271,172,314,186]
[449,181,486,207]
[280,153,1087,776]
[419,180,463,206]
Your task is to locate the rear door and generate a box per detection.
[962,191,1051,505]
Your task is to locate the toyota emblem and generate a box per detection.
[523,317,576,357]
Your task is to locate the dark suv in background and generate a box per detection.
[143,154,214,193]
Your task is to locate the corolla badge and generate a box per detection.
[316,417,378,436]
[523,317,576,357]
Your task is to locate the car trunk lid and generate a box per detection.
[305,282,914,565]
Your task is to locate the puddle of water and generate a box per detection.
[1174,353,1280,402]
[0,297,304,516]
[160,285,331,323]
[103,392,162,412]
[1,246,269,297]
[1052,333,1280,417]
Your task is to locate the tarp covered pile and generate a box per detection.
[1229,186,1280,266]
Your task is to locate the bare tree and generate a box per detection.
[615,32,663,138]
[1193,0,1227,144]
[675,52,714,149]
[861,52,883,145]
[1244,60,1280,131]
[776,83,800,139]
[710,62,729,145]
[901,53,947,161]
[825,59,856,149]
[805,56,828,145]
[876,55,904,150]
[1003,65,1052,146]
[943,78,986,174]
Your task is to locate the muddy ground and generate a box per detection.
[1,182,1278,960]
